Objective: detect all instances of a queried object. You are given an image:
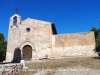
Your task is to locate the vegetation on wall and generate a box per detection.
[0,32,7,62]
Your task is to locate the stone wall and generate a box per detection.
[52,32,97,57]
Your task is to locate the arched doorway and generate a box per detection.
[23,45,32,60]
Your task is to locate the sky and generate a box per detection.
[0,0,100,40]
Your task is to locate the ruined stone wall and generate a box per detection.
[52,32,97,57]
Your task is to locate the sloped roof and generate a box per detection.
[22,18,52,25]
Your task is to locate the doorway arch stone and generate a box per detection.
[20,41,36,60]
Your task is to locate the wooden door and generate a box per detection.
[23,45,32,61]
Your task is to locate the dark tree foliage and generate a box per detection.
[0,33,7,62]
[91,26,100,52]
[91,26,100,39]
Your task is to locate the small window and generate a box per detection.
[26,28,30,32]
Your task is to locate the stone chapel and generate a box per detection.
[5,14,97,62]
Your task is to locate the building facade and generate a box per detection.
[5,14,97,62]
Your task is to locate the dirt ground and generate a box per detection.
[19,57,100,75]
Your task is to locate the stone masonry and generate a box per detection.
[5,14,98,62]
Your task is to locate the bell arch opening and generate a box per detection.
[13,16,17,26]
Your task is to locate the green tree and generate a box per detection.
[91,26,100,39]
[0,32,7,62]
[91,26,100,52]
